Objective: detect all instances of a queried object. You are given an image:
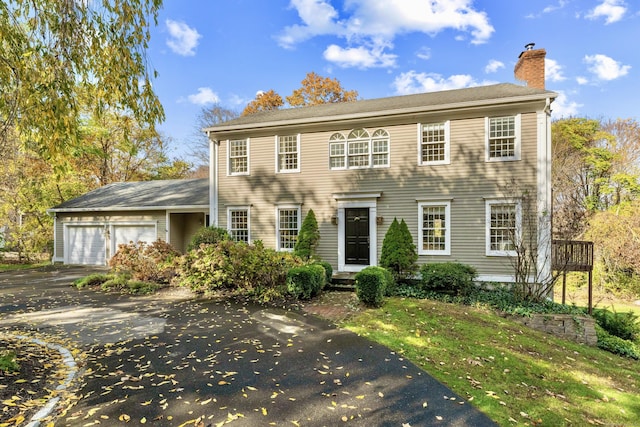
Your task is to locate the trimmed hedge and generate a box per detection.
[355,266,389,307]
[420,262,477,296]
[313,260,333,285]
[287,264,326,300]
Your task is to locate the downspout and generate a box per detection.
[208,132,219,227]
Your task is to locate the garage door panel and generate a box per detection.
[113,225,156,249]
[67,226,106,265]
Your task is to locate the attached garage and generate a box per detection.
[49,179,209,265]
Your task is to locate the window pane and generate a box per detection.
[278,135,298,171]
[372,139,388,166]
[489,117,515,158]
[422,205,447,251]
[330,142,345,168]
[421,123,446,163]
[229,139,248,173]
[490,204,516,251]
[230,210,248,242]
[348,141,370,167]
[279,209,298,250]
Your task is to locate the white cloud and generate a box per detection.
[187,87,220,105]
[323,41,397,68]
[584,54,631,80]
[416,47,431,61]
[551,91,582,118]
[166,19,202,56]
[545,58,566,82]
[277,0,494,69]
[586,0,627,24]
[485,59,504,73]
[576,76,589,85]
[392,71,495,94]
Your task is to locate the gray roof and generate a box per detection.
[49,178,209,212]
[205,83,557,133]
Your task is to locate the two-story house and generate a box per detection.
[204,46,556,282]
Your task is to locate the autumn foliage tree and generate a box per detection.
[242,90,284,116]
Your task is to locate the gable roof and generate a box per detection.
[205,83,557,134]
[48,179,209,212]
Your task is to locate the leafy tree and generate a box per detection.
[190,104,239,165]
[242,90,284,116]
[286,72,358,107]
[379,218,417,283]
[294,209,320,259]
[0,0,164,159]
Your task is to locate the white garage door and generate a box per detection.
[112,225,157,251]
[66,225,106,265]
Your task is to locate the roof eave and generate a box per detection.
[205,92,557,136]
[47,205,209,213]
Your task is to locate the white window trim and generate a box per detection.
[227,206,251,243]
[485,114,521,162]
[276,204,301,252]
[485,198,522,257]
[227,138,250,176]
[275,134,301,174]
[417,121,450,166]
[418,201,451,255]
[330,129,390,170]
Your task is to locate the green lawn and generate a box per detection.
[344,297,639,426]
[0,262,48,272]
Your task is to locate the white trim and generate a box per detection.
[537,103,553,282]
[476,274,516,283]
[275,204,301,252]
[227,138,250,176]
[418,121,450,166]
[275,134,301,173]
[227,206,251,243]
[485,114,521,162]
[334,195,379,273]
[49,205,208,213]
[418,201,451,256]
[485,198,522,257]
[211,138,219,226]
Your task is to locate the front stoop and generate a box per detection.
[328,272,356,291]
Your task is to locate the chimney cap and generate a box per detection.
[525,42,535,51]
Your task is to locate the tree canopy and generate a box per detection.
[0,0,164,159]
[242,90,284,116]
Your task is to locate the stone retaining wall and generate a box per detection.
[506,313,597,346]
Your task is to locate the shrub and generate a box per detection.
[287,264,326,300]
[592,307,640,341]
[126,281,160,295]
[0,351,19,373]
[109,239,181,284]
[100,274,130,292]
[294,209,320,260]
[355,266,389,307]
[73,273,113,289]
[313,260,333,285]
[187,226,230,252]
[379,218,417,283]
[420,262,477,296]
[595,325,640,360]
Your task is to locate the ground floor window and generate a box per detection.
[277,205,300,251]
[228,207,249,243]
[486,199,520,256]
[418,201,450,255]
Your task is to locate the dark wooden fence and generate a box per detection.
[552,240,594,314]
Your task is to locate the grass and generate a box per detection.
[344,297,640,426]
[0,351,19,372]
[0,262,49,272]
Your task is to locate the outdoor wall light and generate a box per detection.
[376,216,384,225]
[331,215,338,225]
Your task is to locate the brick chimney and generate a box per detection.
[514,43,546,90]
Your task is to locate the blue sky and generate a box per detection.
[147,0,638,160]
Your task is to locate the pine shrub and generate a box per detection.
[294,209,320,259]
[379,218,417,283]
[593,307,640,341]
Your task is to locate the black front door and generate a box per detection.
[345,208,370,265]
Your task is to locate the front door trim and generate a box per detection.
[333,192,381,273]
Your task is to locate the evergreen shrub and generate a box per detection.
[592,307,640,342]
[187,226,230,251]
[379,218,417,283]
[286,264,325,300]
[420,262,477,296]
[355,266,389,307]
[294,209,320,260]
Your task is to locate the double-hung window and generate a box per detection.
[418,201,451,255]
[276,205,300,251]
[486,115,521,161]
[227,207,250,243]
[419,122,449,165]
[276,134,300,173]
[329,128,390,169]
[486,199,521,256]
[228,138,249,175]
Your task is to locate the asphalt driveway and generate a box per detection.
[0,266,496,426]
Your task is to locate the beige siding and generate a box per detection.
[216,109,541,279]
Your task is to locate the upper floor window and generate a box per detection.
[276,205,300,251]
[418,201,451,255]
[486,115,521,161]
[228,207,249,243]
[419,122,450,165]
[486,199,521,256]
[228,138,249,175]
[329,128,389,170]
[276,134,300,173]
